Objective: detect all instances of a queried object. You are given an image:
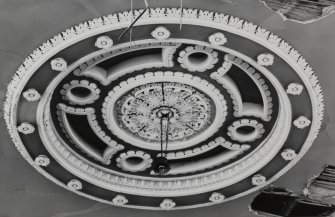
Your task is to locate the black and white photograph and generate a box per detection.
[1,0,335,216]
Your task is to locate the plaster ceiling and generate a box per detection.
[1,0,335,216]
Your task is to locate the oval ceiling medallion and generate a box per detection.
[4,8,324,210]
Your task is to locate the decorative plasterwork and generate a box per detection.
[67,179,82,190]
[73,42,180,86]
[102,71,227,151]
[17,122,35,135]
[208,32,227,46]
[286,83,304,95]
[228,55,273,121]
[60,80,100,105]
[151,26,171,40]
[23,89,41,101]
[116,82,212,142]
[116,151,153,172]
[95,36,113,49]
[293,116,311,129]
[160,199,176,210]
[38,95,290,195]
[50,58,67,71]
[212,55,233,79]
[34,155,50,167]
[252,174,267,186]
[209,192,225,203]
[160,148,247,175]
[257,53,274,66]
[227,119,265,143]
[159,136,250,160]
[281,149,297,161]
[56,103,124,164]
[4,8,324,210]
[177,46,219,72]
[112,195,128,206]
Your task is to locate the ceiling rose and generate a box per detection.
[4,8,324,210]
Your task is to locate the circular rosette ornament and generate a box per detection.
[151,26,171,40]
[257,53,274,66]
[209,192,225,203]
[160,199,176,210]
[5,8,323,210]
[67,179,82,190]
[22,89,41,101]
[17,122,35,135]
[50,58,67,71]
[112,195,128,206]
[34,155,50,167]
[293,116,312,129]
[252,174,267,186]
[209,32,227,46]
[281,149,297,161]
[95,36,113,49]
[286,83,304,95]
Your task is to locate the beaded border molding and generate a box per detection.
[4,8,324,210]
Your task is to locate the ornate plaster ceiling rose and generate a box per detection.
[4,8,324,210]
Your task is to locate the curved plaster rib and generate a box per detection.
[165,150,243,175]
[61,111,106,163]
[80,46,177,85]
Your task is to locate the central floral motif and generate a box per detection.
[116,82,212,142]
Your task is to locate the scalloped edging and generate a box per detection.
[3,8,324,210]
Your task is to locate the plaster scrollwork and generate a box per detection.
[34,155,50,167]
[281,149,297,161]
[17,122,35,135]
[50,58,67,71]
[116,151,153,172]
[151,26,171,40]
[209,192,225,203]
[208,32,227,46]
[286,83,304,95]
[293,116,311,129]
[60,80,100,105]
[252,174,267,186]
[22,89,41,101]
[227,119,265,143]
[160,199,176,210]
[67,179,82,190]
[95,36,113,49]
[257,53,274,66]
[178,46,218,72]
[112,195,128,206]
